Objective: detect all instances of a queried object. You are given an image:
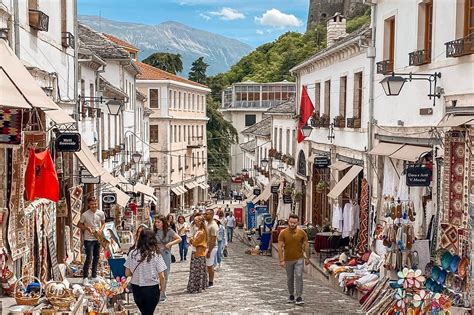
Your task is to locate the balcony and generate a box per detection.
[347,117,361,129]
[446,35,473,58]
[29,10,49,31]
[187,138,203,149]
[376,60,394,74]
[409,49,431,66]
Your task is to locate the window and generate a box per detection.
[130,52,136,59]
[188,94,191,110]
[184,125,187,144]
[178,126,181,142]
[201,96,205,111]
[424,0,433,55]
[149,89,159,108]
[150,125,159,143]
[324,80,331,118]
[286,129,290,155]
[173,91,177,108]
[279,128,283,152]
[197,151,200,166]
[150,157,157,173]
[245,114,256,127]
[183,92,187,110]
[339,76,347,118]
[88,83,95,118]
[384,17,396,65]
[60,0,67,36]
[178,92,182,109]
[292,130,295,153]
[314,82,321,113]
[273,127,278,148]
[353,72,363,119]
[173,125,177,143]
[178,155,182,170]
[465,0,474,38]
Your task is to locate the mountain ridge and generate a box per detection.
[78,15,253,76]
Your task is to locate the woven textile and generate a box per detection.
[0,108,22,147]
[69,185,83,261]
[357,178,369,254]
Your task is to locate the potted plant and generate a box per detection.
[320,114,330,127]
[316,180,329,192]
[287,157,295,166]
[293,191,303,201]
[334,115,345,128]
[269,148,277,157]
[312,111,321,128]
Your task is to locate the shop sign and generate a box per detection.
[247,202,256,229]
[271,185,279,194]
[283,194,293,204]
[314,156,330,169]
[235,195,243,201]
[55,133,81,152]
[102,193,117,205]
[406,167,432,186]
[80,169,100,184]
[253,188,261,196]
[234,208,243,225]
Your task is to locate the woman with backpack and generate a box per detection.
[124,229,167,315]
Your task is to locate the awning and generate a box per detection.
[101,172,120,187]
[368,142,404,156]
[438,115,474,127]
[256,184,272,203]
[74,140,104,178]
[389,145,432,162]
[185,181,199,190]
[134,183,156,199]
[327,165,363,199]
[0,69,31,109]
[199,182,210,189]
[110,187,131,208]
[179,186,188,194]
[171,187,182,195]
[0,39,61,110]
[44,108,76,125]
[329,160,352,171]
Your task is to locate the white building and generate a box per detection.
[291,14,371,225]
[221,81,296,176]
[135,61,210,215]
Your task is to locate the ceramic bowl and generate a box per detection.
[441,251,453,270]
[435,248,449,266]
[458,256,469,278]
[431,266,441,282]
[438,269,448,285]
[450,255,461,273]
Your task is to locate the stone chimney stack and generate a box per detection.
[326,12,347,47]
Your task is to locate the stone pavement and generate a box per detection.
[157,237,363,314]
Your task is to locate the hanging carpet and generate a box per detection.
[69,185,84,261]
[357,178,369,254]
[0,108,22,147]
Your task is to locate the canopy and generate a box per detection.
[109,187,131,208]
[389,145,432,162]
[185,181,199,190]
[438,115,474,127]
[327,165,363,199]
[368,142,404,156]
[101,172,120,187]
[74,140,105,178]
[133,183,157,202]
[328,160,352,171]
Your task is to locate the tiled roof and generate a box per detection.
[266,100,296,114]
[99,75,128,98]
[241,117,272,137]
[134,61,209,89]
[103,33,138,51]
[78,24,130,60]
[136,89,147,102]
[240,139,256,153]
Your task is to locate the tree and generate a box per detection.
[142,52,183,74]
[188,57,209,84]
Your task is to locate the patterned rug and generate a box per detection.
[69,185,83,261]
[357,178,369,254]
[0,108,22,147]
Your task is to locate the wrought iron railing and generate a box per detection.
[376,59,394,74]
[409,49,431,66]
[445,34,474,58]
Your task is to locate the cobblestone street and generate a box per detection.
[156,236,362,314]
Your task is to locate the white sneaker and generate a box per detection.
[90,277,100,283]
[82,278,90,285]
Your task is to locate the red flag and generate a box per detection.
[297,86,315,143]
[25,148,59,202]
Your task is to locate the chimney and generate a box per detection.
[326,12,347,47]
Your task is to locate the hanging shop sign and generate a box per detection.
[80,169,100,184]
[314,156,330,169]
[406,166,432,187]
[253,188,261,196]
[55,133,81,152]
[102,193,117,205]
[235,195,243,201]
[283,194,293,204]
[271,185,279,194]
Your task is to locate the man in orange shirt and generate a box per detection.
[278,213,310,305]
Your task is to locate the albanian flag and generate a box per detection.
[25,148,59,202]
[297,86,315,143]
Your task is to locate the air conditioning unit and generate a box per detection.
[29,10,49,31]
[62,32,75,48]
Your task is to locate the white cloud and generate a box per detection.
[256,29,264,35]
[255,9,302,27]
[209,7,245,20]
[199,13,211,20]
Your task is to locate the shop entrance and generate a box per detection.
[312,165,330,227]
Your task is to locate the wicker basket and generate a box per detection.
[45,282,76,311]
[48,296,75,311]
[14,276,42,306]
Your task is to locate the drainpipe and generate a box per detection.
[13,0,19,56]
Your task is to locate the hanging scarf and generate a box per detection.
[24,149,59,202]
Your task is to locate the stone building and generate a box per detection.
[307,0,364,31]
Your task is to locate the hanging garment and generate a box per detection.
[331,204,343,232]
[25,149,59,202]
[342,203,353,238]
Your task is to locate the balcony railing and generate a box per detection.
[187,138,203,148]
[222,99,292,109]
[376,60,394,74]
[409,49,431,66]
[446,35,474,58]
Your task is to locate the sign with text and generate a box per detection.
[80,169,100,184]
[406,167,432,186]
[234,208,243,225]
[283,194,293,204]
[55,133,81,152]
[253,188,261,196]
[247,201,256,229]
[235,195,243,201]
[102,193,117,205]
[313,156,330,169]
[271,185,279,194]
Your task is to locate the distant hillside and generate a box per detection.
[79,15,253,76]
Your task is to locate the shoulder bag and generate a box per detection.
[157,231,177,263]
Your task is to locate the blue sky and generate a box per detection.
[78,0,309,47]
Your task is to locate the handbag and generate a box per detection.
[171,254,176,263]
[223,247,228,258]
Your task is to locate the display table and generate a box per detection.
[314,232,342,253]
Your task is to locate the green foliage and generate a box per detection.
[346,10,370,33]
[188,57,209,84]
[142,52,183,75]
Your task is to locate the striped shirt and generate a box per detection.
[124,250,167,286]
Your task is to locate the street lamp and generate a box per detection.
[132,152,142,163]
[301,124,313,138]
[380,75,405,96]
[261,158,269,168]
[106,99,123,115]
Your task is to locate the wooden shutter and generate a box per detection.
[353,72,363,119]
[324,80,331,117]
[339,76,347,117]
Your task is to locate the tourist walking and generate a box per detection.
[128,224,147,254]
[78,196,105,285]
[167,214,177,232]
[125,229,167,315]
[214,219,226,269]
[187,216,208,293]
[154,216,181,302]
[278,213,310,305]
[176,215,190,261]
[204,209,218,287]
[226,211,236,242]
